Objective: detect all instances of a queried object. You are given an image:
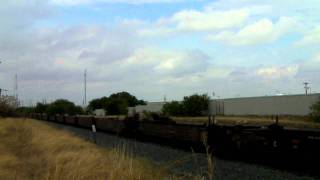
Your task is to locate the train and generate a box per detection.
[30,113,320,175]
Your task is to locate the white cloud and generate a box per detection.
[207,17,296,46]
[295,26,320,46]
[256,65,298,79]
[122,48,209,77]
[296,54,320,81]
[50,0,186,6]
[139,8,249,37]
[170,9,249,32]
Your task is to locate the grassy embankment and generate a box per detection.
[0,118,175,180]
[172,116,320,129]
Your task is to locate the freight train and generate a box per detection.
[30,113,320,175]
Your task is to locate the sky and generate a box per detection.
[0,0,320,105]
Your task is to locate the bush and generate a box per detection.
[162,101,184,116]
[162,94,210,117]
[34,103,49,113]
[183,94,209,116]
[310,97,320,122]
[0,97,16,117]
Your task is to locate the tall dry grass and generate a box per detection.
[0,118,172,180]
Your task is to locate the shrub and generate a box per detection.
[162,94,210,117]
[183,94,209,116]
[162,101,184,116]
[0,97,16,117]
[310,97,320,122]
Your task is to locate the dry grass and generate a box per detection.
[0,118,174,180]
[172,115,320,129]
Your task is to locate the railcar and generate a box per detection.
[137,121,207,145]
[55,114,65,123]
[77,115,92,128]
[95,116,124,134]
[65,115,77,125]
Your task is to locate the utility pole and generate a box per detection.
[14,74,18,101]
[303,82,310,95]
[83,69,87,107]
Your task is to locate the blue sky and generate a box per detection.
[0,0,320,105]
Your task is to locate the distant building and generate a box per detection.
[128,102,166,117]
[129,93,320,116]
[93,109,106,116]
[216,93,320,116]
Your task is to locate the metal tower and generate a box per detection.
[14,74,18,100]
[83,69,87,107]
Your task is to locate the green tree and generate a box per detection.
[88,91,146,115]
[34,103,49,113]
[162,101,184,116]
[106,98,128,115]
[88,97,109,111]
[310,97,320,122]
[109,92,146,107]
[46,99,84,115]
[183,94,210,116]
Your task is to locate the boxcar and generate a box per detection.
[77,116,92,128]
[138,121,207,144]
[65,116,77,125]
[56,115,65,123]
[96,117,124,134]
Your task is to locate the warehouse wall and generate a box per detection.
[129,94,320,116]
[132,102,166,114]
[221,94,320,116]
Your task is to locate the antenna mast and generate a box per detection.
[84,69,87,107]
[14,74,18,99]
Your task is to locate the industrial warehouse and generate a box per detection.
[130,93,320,116]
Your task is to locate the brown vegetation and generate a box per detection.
[0,118,172,180]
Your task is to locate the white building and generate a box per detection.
[93,109,106,116]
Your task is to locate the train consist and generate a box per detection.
[31,113,320,175]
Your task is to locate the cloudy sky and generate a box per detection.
[0,0,320,105]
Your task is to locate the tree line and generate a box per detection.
[15,91,146,116]
[17,99,84,116]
